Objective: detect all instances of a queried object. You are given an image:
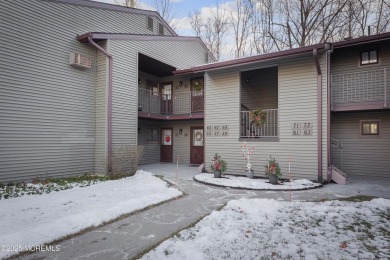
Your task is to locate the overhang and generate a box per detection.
[174,31,390,75]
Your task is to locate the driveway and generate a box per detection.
[20,164,390,260]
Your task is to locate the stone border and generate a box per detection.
[193,174,323,191]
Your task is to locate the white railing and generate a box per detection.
[331,67,388,107]
[241,109,278,137]
[138,88,204,115]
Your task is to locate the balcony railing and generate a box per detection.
[331,67,388,109]
[241,109,278,137]
[138,88,204,115]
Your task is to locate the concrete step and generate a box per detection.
[331,165,347,185]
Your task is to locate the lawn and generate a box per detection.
[142,198,390,259]
[0,170,182,259]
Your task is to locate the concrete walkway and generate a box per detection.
[22,164,390,260]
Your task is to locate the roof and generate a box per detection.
[48,0,177,36]
[174,31,390,75]
[77,32,216,62]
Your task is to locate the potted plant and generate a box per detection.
[240,142,255,178]
[210,153,227,178]
[249,109,266,127]
[264,156,282,184]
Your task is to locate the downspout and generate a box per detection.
[313,49,323,183]
[88,36,113,171]
[326,48,332,182]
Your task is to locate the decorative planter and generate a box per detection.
[245,169,254,179]
[213,171,222,178]
[268,174,279,185]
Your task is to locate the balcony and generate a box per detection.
[331,68,389,111]
[138,88,204,120]
[240,109,278,138]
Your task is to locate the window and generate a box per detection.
[152,86,159,96]
[147,16,153,31]
[361,120,380,136]
[147,128,159,141]
[158,23,164,35]
[204,52,209,63]
[360,50,378,65]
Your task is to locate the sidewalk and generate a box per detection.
[20,164,390,260]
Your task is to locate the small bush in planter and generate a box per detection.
[264,156,282,184]
[210,153,227,178]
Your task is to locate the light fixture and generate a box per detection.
[245,77,250,84]
[179,129,183,135]
[138,79,142,84]
[324,42,332,51]
[179,81,183,86]
[138,128,141,134]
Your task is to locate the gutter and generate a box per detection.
[313,49,323,182]
[88,36,113,171]
[326,48,332,182]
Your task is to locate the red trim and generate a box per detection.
[174,31,390,75]
[138,112,204,120]
[313,49,323,182]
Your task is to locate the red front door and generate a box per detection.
[191,78,204,112]
[160,82,173,114]
[160,128,173,162]
[190,127,204,165]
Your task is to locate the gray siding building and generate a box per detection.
[1,0,389,183]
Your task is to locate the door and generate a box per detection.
[191,78,204,112]
[160,82,173,114]
[160,128,173,162]
[190,127,204,165]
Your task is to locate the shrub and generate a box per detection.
[104,145,144,179]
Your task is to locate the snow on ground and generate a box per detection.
[142,198,390,260]
[0,170,182,259]
[194,173,321,190]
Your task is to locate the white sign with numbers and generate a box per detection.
[206,124,229,137]
[291,122,313,136]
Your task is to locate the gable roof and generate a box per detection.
[47,0,177,36]
[174,31,390,75]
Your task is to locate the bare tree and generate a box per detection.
[189,2,229,60]
[230,0,252,58]
[114,0,138,8]
[153,0,176,28]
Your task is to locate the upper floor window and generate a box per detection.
[360,50,378,65]
[147,16,153,31]
[158,23,164,35]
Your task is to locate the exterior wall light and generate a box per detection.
[179,81,183,86]
[245,77,250,83]
[138,128,141,134]
[179,129,183,135]
[138,79,142,84]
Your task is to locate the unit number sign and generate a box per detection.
[291,122,313,136]
[206,124,229,137]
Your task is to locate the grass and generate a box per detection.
[0,173,130,200]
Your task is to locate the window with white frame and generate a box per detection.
[360,50,378,65]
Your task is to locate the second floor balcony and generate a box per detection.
[138,88,204,120]
[331,67,389,111]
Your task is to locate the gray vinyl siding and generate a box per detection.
[331,40,390,103]
[138,120,204,165]
[109,39,209,151]
[95,41,108,174]
[240,67,278,110]
[205,53,328,180]
[0,0,181,182]
[331,111,390,179]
